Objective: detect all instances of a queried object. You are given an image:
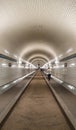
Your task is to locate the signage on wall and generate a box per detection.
[64,63,67,67]
[8,63,12,67]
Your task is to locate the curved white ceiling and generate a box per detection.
[0,0,76,65]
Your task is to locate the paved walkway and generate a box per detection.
[1,71,72,130]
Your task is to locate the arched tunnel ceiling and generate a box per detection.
[0,0,76,66]
[31,57,47,67]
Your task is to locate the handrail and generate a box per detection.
[51,75,76,95]
[43,71,76,95]
[0,71,35,94]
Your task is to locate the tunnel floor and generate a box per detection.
[1,71,72,130]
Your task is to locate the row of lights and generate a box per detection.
[1,50,36,69]
[1,62,36,69]
[1,61,36,68]
[3,47,74,69]
[42,47,74,69]
[42,62,76,70]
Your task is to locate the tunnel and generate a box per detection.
[0,0,76,130]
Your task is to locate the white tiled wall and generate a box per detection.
[0,59,33,86]
[52,58,76,87]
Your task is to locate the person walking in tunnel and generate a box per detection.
[47,67,51,81]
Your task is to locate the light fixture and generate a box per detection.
[2,63,7,67]
[68,85,75,90]
[4,50,9,54]
[14,55,17,58]
[58,54,63,58]
[66,48,73,54]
